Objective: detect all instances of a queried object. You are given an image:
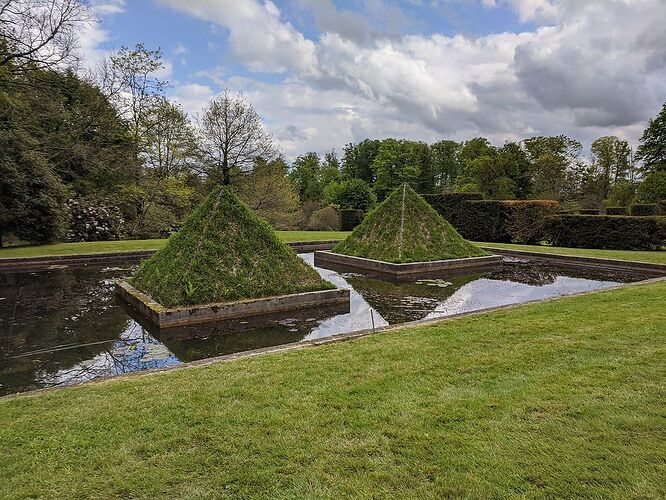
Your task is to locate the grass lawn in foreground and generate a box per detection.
[0,231,351,259]
[476,241,666,265]
[1,281,664,498]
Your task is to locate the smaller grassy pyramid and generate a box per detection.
[130,186,333,307]
[333,183,489,264]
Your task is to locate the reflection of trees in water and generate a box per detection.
[0,265,146,395]
[345,274,479,323]
[127,304,347,362]
[487,263,558,286]
[35,322,179,390]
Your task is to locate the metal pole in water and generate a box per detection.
[370,309,375,333]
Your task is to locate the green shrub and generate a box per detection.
[339,209,365,231]
[308,207,340,230]
[546,215,666,250]
[325,178,376,211]
[629,204,659,216]
[134,204,179,239]
[579,209,600,215]
[606,207,628,215]
[66,198,125,242]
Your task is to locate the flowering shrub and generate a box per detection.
[66,198,125,242]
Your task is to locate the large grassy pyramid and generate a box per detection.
[333,184,489,263]
[130,186,333,307]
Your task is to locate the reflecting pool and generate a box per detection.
[0,253,642,395]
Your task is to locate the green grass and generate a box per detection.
[335,184,488,263]
[478,241,666,265]
[0,231,350,259]
[1,281,664,498]
[130,186,334,307]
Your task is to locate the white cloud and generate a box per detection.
[155,0,317,73]
[168,0,666,157]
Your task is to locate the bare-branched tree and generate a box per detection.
[0,0,93,73]
[198,90,278,185]
[98,44,169,147]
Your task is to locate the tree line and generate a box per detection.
[1,0,665,246]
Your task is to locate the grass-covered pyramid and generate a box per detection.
[333,183,489,264]
[130,186,333,308]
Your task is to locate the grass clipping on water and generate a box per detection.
[130,186,334,307]
[334,183,489,264]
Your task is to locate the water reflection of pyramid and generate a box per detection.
[345,273,479,323]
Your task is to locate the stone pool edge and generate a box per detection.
[314,251,504,278]
[115,280,351,328]
[3,274,665,401]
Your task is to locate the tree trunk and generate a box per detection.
[222,157,230,185]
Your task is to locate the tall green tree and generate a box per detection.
[590,136,632,199]
[430,140,461,189]
[0,128,66,245]
[523,135,582,200]
[342,139,380,184]
[635,102,666,174]
[289,152,322,201]
[371,139,421,200]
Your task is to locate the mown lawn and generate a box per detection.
[1,281,664,498]
[477,241,666,265]
[0,231,350,259]
[1,234,665,266]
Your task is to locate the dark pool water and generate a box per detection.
[0,253,642,396]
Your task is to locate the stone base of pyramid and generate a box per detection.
[115,280,350,329]
[314,251,503,280]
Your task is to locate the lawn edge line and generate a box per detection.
[2,275,664,403]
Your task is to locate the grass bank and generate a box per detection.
[477,241,666,265]
[1,281,664,498]
[0,231,350,259]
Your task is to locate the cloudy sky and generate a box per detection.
[85,0,666,158]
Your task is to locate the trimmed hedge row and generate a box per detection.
[547,215,666,250]
[339,209,365,231]
[422,192,666,249]
[629,204,660,216]
[423,194,558,244]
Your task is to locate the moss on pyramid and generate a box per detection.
[333,184,489,264]
[130,186,334,308]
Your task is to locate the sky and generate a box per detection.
[82,0,666,159]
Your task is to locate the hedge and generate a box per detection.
[579,209,600,215]
[547,215,666,250]
[605,207,628,215]
[423,193,558,243]
[339,209,365,231]
[629,204,659,216]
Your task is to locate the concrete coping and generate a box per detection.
[115,280,350,329]
[483,246,666,277]
[314,250,503,278]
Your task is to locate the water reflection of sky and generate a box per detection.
[299,253,389,340]
[425,276,619,319]
[37,321,179,388]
